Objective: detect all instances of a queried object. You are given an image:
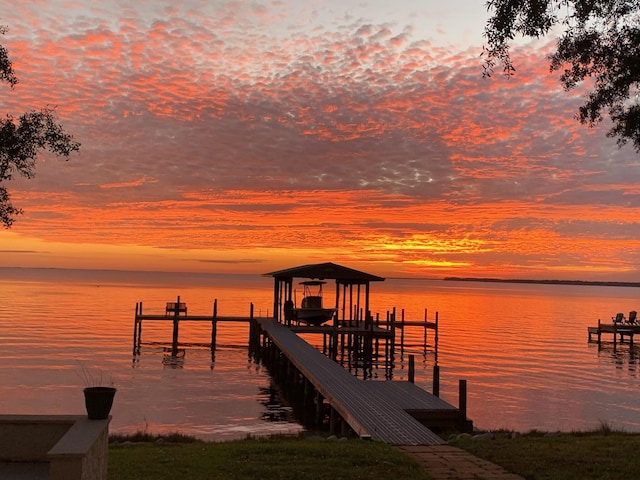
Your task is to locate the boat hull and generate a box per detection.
[294,308,336,326]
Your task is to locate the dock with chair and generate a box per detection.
[588,310,640,347]
[132,262,470,443]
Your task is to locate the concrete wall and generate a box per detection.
[0,415,110,480]
[0,416,74,462]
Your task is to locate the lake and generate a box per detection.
[1,267,639,440]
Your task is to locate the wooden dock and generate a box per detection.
[133,298,438,369]
[254,317,470,445]
[588,320,640,347]
[133,297,257,356]
[133,297,468,444]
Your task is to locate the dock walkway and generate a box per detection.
[257,317,461,445]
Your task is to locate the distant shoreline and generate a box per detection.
[443,277,640,288]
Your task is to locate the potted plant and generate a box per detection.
[79,364,116,420]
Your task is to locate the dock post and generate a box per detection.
[137,303,143,351]
[171,296,180,356]
[329,406,336,434]
[434,312,439,358]
[408,354,415,383]
[400,309,405,360]
[133,302,139,354]
[459,379,468,425]
[597,319,602,346]
[315,392,324,427]
[374,312,380,361]
[211,299,218,352]
[389,307,396,368]
[336,320,344,361]
[384,311,390,373]
[249,302,254,343]
[248,302,255,351]
[433,365,440,397]
[423,308,428,353]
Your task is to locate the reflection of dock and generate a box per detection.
[588,320,640,347]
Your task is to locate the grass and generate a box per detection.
[450,429,640,480]
[108,434,434,480]
[109,429,640,480]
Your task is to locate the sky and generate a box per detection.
[0,0,639,281]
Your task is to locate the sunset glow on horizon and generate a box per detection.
[1,1,639,281]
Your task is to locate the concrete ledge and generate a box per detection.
[0,415,110,480]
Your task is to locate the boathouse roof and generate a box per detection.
[265,262,385,284]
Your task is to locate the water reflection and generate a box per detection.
[162,348,185,369]
[3,271,640,437]
[598,343,640,376]
[258,385,295,423]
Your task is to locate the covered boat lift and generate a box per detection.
[265,262,385,326]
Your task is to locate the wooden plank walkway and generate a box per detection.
[258,317,454,445]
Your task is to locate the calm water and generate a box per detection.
[1,267,639,439]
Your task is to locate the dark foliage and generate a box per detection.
[484,0,640,152]
[0,26,80,228]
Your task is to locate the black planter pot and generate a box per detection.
[83,386,116,419]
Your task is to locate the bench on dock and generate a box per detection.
[165,302,187,316]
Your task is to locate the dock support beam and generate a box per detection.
[408,354,415,383]
[171,296,181,356]
[459,379,468,429]
[433,365,440,397]
[133,302,143,355]
[211,299,218,353]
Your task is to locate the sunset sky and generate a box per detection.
[1,0,639,280]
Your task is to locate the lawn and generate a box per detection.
[108,436,434,480]
[108,430,640,480]
[450,431,640,480]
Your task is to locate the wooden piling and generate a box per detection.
[400,309,405,358]
[433,365,440,397]
[423,308,428,351]
[133,303,139,351]
[434,312,439,357]
[211,299,218,352]
[459,379,467,424]
[408,354,415,383]
[171,296,181,356]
